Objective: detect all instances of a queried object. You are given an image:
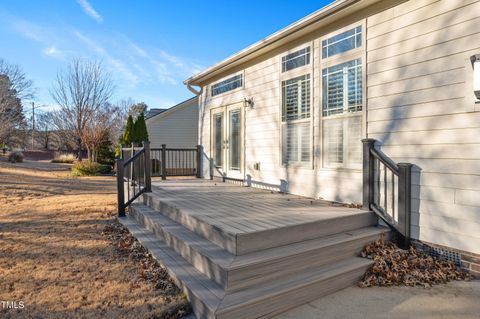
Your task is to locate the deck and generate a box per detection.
[122,178,386,318]
[147,179,375,255]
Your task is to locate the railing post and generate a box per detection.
[161,144,167,180]
[397,163,412,249]
[144,141,151,192]
[196,145,203,178]
[362,138,376,211]
[116,158,125,217]
[209,159,214,180]
[120,144,124,159]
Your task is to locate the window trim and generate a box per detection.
[280,72,313,167]
[281,46,311,73]
[209,72,244,97]
[321,26,362,59]
[319,20,366,171]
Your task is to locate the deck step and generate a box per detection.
[130,203,388,291]
[120,215,374,319]
[119,216,223,319]
[141,192,377,255]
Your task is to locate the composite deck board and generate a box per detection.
[150,193,290,232]
[151,180,369,237]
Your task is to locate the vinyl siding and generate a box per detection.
[146,99,199,149]
[197,0,480,254]
[366,0,480,253]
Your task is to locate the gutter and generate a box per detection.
[183,0,361,86]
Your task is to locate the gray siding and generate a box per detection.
[147,99,199,149]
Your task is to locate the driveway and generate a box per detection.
[276,281,480,319]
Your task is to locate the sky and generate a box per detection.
[0,0,333,111]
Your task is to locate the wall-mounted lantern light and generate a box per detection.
[471,54,480,100]
[244,97,254,108]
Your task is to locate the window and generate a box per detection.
[322,59,362,116]
[282,47,311,72]
[281,74,311,164]
[211,74,243,96]
[323,116,362,168]
[282,74,311,121]
[322,59,362,168]
[322,26,362,58]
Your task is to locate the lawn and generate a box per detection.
[0,160,190,318]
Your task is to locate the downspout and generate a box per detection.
[185,81,205,177]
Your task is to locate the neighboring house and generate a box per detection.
[145,97,199,148]
[184,0,480,262]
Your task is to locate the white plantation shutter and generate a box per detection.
[323,116,361,168]
[322,58,363,169]
[283,122,310,163]
[282,74,311,165]
[347,116,362,166]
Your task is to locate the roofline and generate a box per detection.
[184,0,361,85]
[146,96,198,122]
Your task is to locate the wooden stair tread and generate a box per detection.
[131,203,235,268]
[119,216,224,315]
[121,215,375,319]
[218,257,373,311]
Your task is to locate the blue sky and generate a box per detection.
[0,0,333,110]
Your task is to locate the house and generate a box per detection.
[117,1,480,318]
[184,0,480,268]
[145,96,199,149]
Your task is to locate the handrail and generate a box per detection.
[370,148,399,175]
[123,148,145,166]
[362,138,412,249]
[116,141,151,217]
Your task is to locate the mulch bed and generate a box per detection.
[359,239,470,288]
[103,222,192,318]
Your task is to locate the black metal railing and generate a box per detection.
[122,144,203,180]
[362,138,412,248]
[116,141,151,217]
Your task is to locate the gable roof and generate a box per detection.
[184,0,400,86]
[145,96,198,122]
[145,108,168,120]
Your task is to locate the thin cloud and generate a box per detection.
[77,0,103,23]
[121,35,203,84]
[42,46,65,60]
[73,29,139,86]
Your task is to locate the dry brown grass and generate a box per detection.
[0,163,189,318]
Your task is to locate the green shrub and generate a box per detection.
[97,141,116,166]
[52,153,76,164]
[8,152,24,163]
[71,161,112,176]
[72,161,99,176]
[98,164,112,175]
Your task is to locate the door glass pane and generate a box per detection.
[213,113,223,167]
[229,110,241,170]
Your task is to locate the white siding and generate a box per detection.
[147,98,199,149]
[197,0,480,254]
[198,31,363,203]
[367,0,480,253]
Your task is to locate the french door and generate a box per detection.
[211,103,244,179]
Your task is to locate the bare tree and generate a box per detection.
[0,59,34,144]
[82,104,121,162]
[111,98,135,143]
[36,111,57,150]
[50,59,114,159]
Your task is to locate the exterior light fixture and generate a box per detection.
[244,97,254,108]
[472,54,480,100]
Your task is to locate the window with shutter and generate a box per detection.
[281,74,311,165]
[322,59,362,169]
